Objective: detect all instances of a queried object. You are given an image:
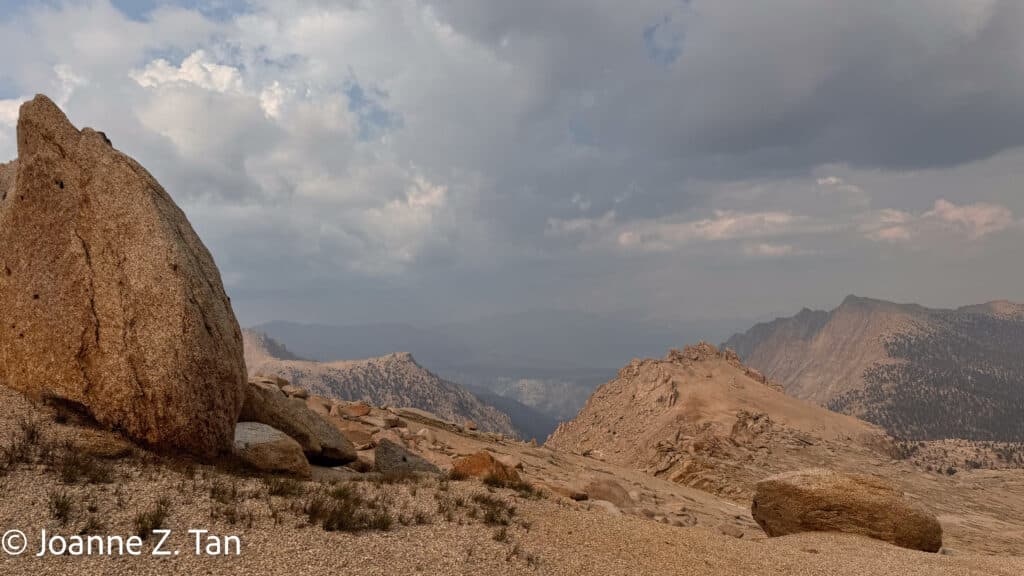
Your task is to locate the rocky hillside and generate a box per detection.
[243,330,517,437]
[725,295,1024,441]
[547,343,889,499]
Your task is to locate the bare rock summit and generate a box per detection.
[0,95,246,458]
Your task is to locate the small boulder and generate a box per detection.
[717,523,744,539]
[374,439,439,475]
[452,451,521,483]
[590,500,621,516]
[751,469,942,553]
[335,402,372,418]
[239,378,355,465]
[464,420,478,431]
[234,422,311,478]
[280,384,308,399]
[416,428,437,445]
[305,396,333,417]
[582,478,632,509]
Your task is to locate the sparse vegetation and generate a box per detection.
[472,493,515,526]
[210,479,241,504]
[48,489,74,525]
[57,448,113,484]
[263,476,305,497]
[304,483,395,532]
[134,497,172,539]
[482,474,544,499]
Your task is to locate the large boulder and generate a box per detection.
[0,95,246,458]
[751,469,942,552]
[234,422,311,478]
[239,378,355,465]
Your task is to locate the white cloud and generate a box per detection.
[743,243,797,258]
[923,198,1015,239]
[131,50,244,93]
[0,99,20,128]
[259,81,291,120]
[615,210,802,253]
[546,211,615,237]
[864,199,1016,243]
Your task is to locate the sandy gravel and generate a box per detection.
[0,386,1022,576]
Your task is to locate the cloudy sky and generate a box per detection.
[1,0,1022,329]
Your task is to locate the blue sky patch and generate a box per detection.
[112,0,250,22]
[344,80,402,141]
[643,14,684,66]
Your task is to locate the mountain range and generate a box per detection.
[725,295,1024,441]
[253,311,758,430]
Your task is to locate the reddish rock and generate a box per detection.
[452,451,521,483]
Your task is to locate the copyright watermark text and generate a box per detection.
[1,528,241,557]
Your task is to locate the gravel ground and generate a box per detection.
[0,386,1022,576]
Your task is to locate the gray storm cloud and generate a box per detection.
[0,0,1021,327]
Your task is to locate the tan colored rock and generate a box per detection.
[416,428,437,445]
[590,500,622,516]
[464,420,478,431]
[305,395,333,417]
[583,478,633,509]
[0,159,15,204]
[0,95,246,458]
[334,402,372,418]
[717,523,744,539]
[281,384,308,399]
[239,378,355,465]
[452,451,522,483]
[234,422,311,478]
[71,428,136,460]
[360,415,389,429]
[751,469,942,553]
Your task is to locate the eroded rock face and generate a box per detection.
[0,95,246,458]
[751,469,942,553]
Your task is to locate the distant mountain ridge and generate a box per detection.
[725,295,1024,441]
[242,330,517,437]
[251,312,759,433]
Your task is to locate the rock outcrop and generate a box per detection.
[751,469,942,552]
[547,343,887,499]
[0,95,246,458]
[234,422,312,478]
[239,377,356,465]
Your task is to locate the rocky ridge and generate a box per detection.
[243,330,517,437]
[547,342,888,499]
